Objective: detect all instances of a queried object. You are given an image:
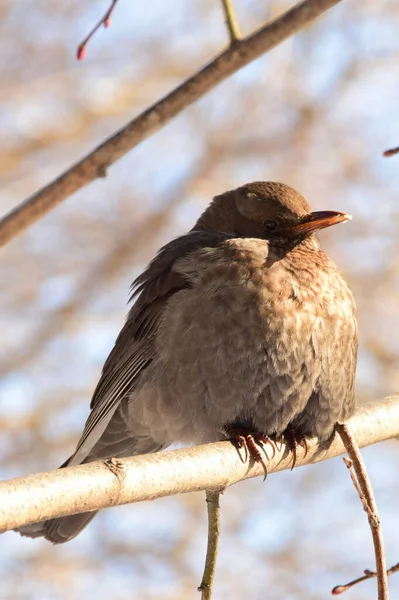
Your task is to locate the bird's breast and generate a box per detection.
[159,241,354,373]
[147,240,356,443]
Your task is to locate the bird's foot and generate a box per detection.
[282,426,308,470]
[226,429,275,481]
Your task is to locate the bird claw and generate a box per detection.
[256,434,276,460]
[228,430,272,481]
[275,433,284,452]
[245,434,268,481]
[283,427,308,470]
[231,434,248,463]
[230,426,306,474]
[299,437,308,459]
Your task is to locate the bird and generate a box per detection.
[17,181,358,544]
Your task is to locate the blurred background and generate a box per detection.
[1,0,399,598]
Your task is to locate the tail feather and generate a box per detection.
[16,408,165,543]
[16,451,98,544]
[18,511,98,544]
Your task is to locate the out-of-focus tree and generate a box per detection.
[1,1,399,599]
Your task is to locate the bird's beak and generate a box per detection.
[291,211,352,236]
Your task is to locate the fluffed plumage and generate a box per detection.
[18,181,357,543]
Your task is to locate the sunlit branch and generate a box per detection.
[1,396,398,534]
[335,424,388,600]
[0,0,344,247]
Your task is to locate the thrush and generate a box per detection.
[18,181,358,543]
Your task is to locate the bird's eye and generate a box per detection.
[264,220,278,232]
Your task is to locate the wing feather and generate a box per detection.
[70,230,228,464]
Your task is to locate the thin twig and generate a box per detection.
[383,146,399,157]
[220,0,241,43]
[333,563,399,595]
[342,457,379,527]
[0,0,345,248]
[77,0,119,60]
[335,423,389,600]
[198,491,222,599]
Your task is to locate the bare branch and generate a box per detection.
[77,0,119,60]
[1,396,398,534]
[0,0,344,248]
[332,563,399,595]
[220,0,241,44]
[383,146,399,157]
[198,491,222,600]
[335,424,388,600]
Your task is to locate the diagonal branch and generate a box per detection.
[77,0,120,60]
[333,562,399,595]
[1,396,398,534]
[383,146,399,157]
[0,0,344,248]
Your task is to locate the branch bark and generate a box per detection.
[0,0,344,248]
[336,424,389,600]
[1,396,398,534]
[221,0,241,43]
[77,0,119,60]
[198,491,222,600]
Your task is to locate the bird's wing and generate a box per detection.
[69,230,228,465]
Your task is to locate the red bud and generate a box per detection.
[77,45,86,61]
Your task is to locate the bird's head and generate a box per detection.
[195,181,351,245]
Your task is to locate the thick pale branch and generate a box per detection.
[0,0,344,247]
[1,396,398,534]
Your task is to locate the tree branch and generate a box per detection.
[0,0,344,248]
[383,145,399,157]
[220,0,241,44]
[198,491,222,600]
[1,396,398,534]
[336,424,389,600]
[77,0,120,61]
[333,562,399,595]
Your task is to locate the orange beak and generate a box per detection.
[291,211,352,236]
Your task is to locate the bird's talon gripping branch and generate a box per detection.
[254,433,277,460]
[228,431,269,480]
[284,427,308,470]
[230,434,248,463]
[255,439,269,461]
[248,435,269,481]
[285,428,298,470]
[299,438,308,459]
[290,447,297,471]
[275,433,284,452]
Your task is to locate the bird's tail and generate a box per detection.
[17,454,99,544]
[18,509,98,544]
[16,412,165,543]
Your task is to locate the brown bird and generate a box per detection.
[18,181,357,543]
